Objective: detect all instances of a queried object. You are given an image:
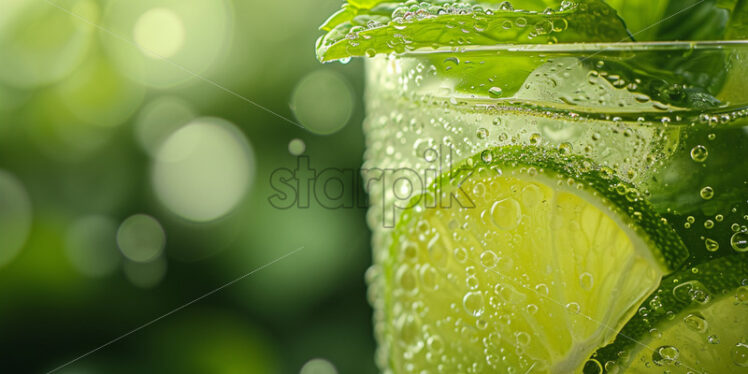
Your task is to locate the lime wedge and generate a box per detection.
[379,146,688,373]
[592,253,748,373]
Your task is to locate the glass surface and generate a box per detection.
[361,41,748,373]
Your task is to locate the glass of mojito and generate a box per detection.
[317,1,748,373]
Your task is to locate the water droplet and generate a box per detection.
[673,280,711,304]
[476,127,489,139]
[488,86,503,98]
[683,313,708,333]
[731,231,748,252]
[529,133,541,145]
[498,1,514,11]
[652,345,679,366]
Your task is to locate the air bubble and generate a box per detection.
[731,231,748,252]
[491,198,521,230]
[700,186,714,200]
[579,272,594,291]
[463,291,485,317]
[705,238,719,252]
[480,250,498,268]
[690,145,708,162]
[733,342,748,367]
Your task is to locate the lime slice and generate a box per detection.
[592,253,748,373]
[379,146,688,373]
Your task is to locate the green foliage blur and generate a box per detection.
[0,0,375,373]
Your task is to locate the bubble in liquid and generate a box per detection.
[700,186,714,200]
[733,342,748,367]
[579,272,594,290]
[463,291,485,317]
[690,145,708,162]
[705,238,720,252]
[491,198,522,230]
[731,231,748,252]
[737,286,748,304]
[480,250,499,268]
[708,335,720,344]
[583,359,603,374]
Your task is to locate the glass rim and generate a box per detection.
[400,40,748,56]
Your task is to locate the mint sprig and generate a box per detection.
[316,0,632,62]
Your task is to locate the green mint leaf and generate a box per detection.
[316,0,632,62]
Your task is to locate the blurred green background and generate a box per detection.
[0,0,375,373]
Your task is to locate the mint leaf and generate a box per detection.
[316,0,631,62]
[724,0,748,39]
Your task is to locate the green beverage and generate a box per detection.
[317,1,748,373]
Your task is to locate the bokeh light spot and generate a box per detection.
[300,358,338,374]
[291,70,354,135]
[116,214,166,262]
[102,0,232,88]
[65,215,120,278]
[0,0,97,88]
[133,8,185,59]
[135,96,195,155]
[152,118,254,222]
[288,138,306,156]
[0,170,32,268]
[124,256,167,289]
